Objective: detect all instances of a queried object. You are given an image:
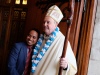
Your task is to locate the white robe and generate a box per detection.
[30,31,77,75]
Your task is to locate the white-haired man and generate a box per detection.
[30,5,77,75]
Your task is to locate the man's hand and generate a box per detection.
[60,57,68,69]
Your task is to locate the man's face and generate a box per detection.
[26,30,38,46]
[43,16,58,36]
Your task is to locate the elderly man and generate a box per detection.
[30,5,77,75]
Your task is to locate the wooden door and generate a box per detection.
[0,0,28,74]
[76,0,97,75]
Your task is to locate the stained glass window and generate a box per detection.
[15,0,27,5]
[15,0,20,4]
[22,0,27,5]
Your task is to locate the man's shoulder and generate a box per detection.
[14,42,26,47]
[58,31,65,38]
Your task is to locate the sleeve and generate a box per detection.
[8,43,20,75]
[62,41,77,75]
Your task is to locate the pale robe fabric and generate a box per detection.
[30,31,77,75]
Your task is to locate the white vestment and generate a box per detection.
[30,31,77,75]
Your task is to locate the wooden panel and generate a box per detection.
[76,0,97,75]
[0,7,11,75]
[69,1,84,55]
[0,1,28,74]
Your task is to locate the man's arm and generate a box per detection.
[8,43,20,75]
[61,41,77,75]
[65,42,77,74]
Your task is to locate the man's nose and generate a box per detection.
[29,37,33,40]
[44,22,47,26]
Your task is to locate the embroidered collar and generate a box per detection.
[31,27,59,73]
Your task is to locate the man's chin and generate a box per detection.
[44,31,49,34]
[27,43,33,46]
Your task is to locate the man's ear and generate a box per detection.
[54,21,58,27]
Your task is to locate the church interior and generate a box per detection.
[0,0,97,75]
